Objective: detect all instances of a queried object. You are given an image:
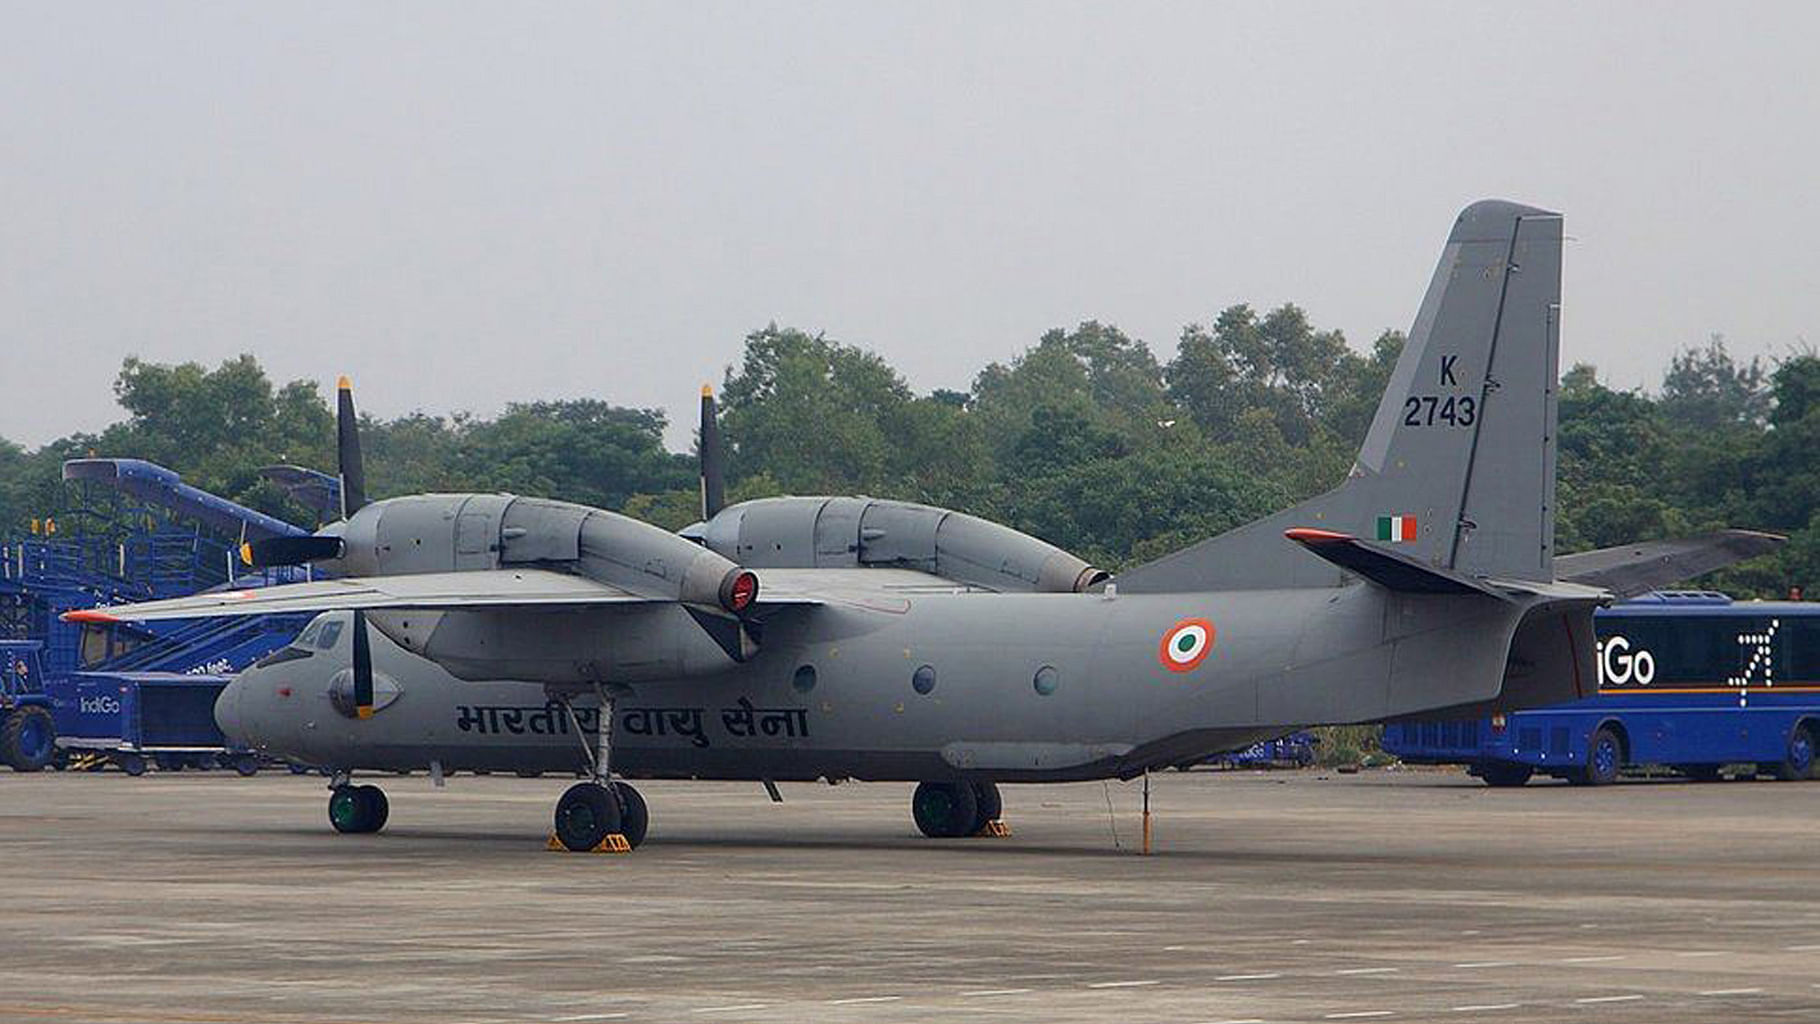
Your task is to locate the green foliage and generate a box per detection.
[1,324,1810,599]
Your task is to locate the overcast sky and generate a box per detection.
[4,2,1816,451]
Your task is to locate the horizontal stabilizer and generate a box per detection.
[1553,529,1785,600]
[1284,528,1504,597]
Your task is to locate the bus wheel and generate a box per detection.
[1479,762,1533,787]
[1573,727,1622,786]
[1772,724,1817,782]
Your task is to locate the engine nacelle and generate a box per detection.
[334,493,752,611]
[696,496,1107,593]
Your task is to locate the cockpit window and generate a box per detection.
[294,619,324,648]
[316,620,344,650]
[251,645,313,668]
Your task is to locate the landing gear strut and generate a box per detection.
[550,687,646,851]
[328,782,389,834]
[912,781,1003,838]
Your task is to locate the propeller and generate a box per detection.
[242,374,364,568]
[699,384,726,520]
[337,375,367,519]
[350,609,374,718]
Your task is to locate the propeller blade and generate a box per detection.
[243,534,343,567]
[699,384,725,520]
[337,376,367,519]
[351,609,374,719]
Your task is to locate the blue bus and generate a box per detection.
[1383,592,1820,786]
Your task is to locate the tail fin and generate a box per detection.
[1119,200,1563,593]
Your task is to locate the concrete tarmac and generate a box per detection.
[1,767,1817,1024]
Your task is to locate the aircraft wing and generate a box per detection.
[1552,529,1785,600]
[63,569,818,624]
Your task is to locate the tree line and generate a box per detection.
[2,309,1813,597]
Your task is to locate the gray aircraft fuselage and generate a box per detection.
[231,574,1525,784]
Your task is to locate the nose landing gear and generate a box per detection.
[328,782,389,834]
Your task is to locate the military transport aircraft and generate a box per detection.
[210,384,1780,843]
[70,200,1782,854]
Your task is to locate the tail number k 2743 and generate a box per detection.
[1402,395,1476,427]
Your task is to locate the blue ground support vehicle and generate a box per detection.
[1201,732,1318,769]
[0,640,57,771]
[47,671,254,776]
[1383,592,1820,786]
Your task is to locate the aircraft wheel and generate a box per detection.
[1,706,56,772]
[554,782,621,852]
[912,781,979,838]
[116,752,147,777]
[1572,727,1622,786]
[358,785,389,831]
[970,781,1003,831]
[1478,762,1532,788]
[328,784,388,834]
[613,782,649,849]
[1773,724,1817,781]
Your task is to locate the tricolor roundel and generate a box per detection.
[1158,617,1216,673]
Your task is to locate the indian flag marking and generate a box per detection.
[1376,515,1418,543]
[1158,618,1216,673]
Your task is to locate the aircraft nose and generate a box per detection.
[214,677,248,745]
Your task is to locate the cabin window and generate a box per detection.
[911,664,936,695]
[792,664,817,693]
[1033,665,1059,696]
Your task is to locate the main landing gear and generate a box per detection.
[549,687,648,852]
[912,781,1006,838]
[328,780,389,834]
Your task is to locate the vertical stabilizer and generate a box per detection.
[1118,200,1562,593]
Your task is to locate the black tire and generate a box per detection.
[1679,763,1723,782]
[554,782,622,851]
[1772,723,1818,781]
[231,754,260,777]
[116,752,147,777]
[1573,727,1622,786]
[970,781,1003,832]
[1,706,56,772]
[912,781,979,838]
[1479,762,1533,788]
[329,785,371,833]
[358,785,389,832]
[613,782,649,849]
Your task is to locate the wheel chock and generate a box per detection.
[545,832,633,854]
[977,819,1012,838]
